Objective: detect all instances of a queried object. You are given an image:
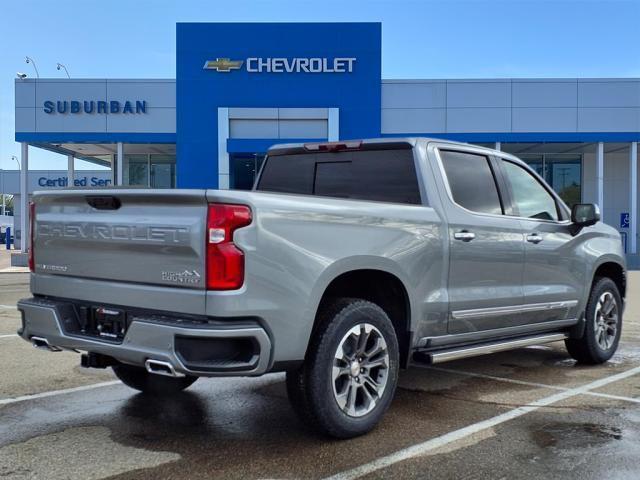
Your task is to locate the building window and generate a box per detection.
[125,154,149,186]
[150,155,176,188]
[124,153,176,188]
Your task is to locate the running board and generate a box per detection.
[413,333,569,365]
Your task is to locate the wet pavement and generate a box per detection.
[1,272,639,479]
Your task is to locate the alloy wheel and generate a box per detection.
[594,291,618,351]
[332,323,390,417]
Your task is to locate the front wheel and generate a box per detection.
[565,277,623,364]
[286,298,400,438]
[112,364,198,394]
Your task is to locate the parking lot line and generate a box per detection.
[0,334,17,339]
[0,381,121,406]
[428,365,640,405]
[325,365,640,480]
[0,304,17,309]
[427,365,567,391]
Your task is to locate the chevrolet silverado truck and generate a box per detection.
[18,138,626,438]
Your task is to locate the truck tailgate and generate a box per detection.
[32,189,208,289]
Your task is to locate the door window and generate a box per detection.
[440,150,503,215]
[518,153,581,207]
[501,160,559,221]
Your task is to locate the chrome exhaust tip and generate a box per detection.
[144,359,184,378]
[31,336,62,352]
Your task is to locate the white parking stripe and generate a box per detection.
[0,304,17,309]
[325,365,640,480]
[0,381,121,406]
[428,365,640,404]
[0,334,17,339]
[427,365,567,391]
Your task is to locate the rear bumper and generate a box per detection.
[17,297,272,377]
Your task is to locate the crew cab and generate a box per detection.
[18,138,626,438]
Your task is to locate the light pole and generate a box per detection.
[11,155,20,170]
[56,63,70,78]
[25,56,39,78]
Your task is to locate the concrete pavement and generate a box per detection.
[1,272,639,479]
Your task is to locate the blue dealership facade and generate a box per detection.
[13,22,640,259]
[176,22,382,189]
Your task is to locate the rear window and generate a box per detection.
[256,150,421,204]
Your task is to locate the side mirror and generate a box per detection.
[571,203,600,227]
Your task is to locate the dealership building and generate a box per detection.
[13,22,640,263]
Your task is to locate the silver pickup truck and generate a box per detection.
[18,138,625,438]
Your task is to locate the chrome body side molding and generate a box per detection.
[451,300,579,320]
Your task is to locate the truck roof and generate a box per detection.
[267,137,496,156]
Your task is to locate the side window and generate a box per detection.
[440,150,503,215]
[501,160,559,221]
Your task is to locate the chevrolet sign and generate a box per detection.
[204,57,356,73]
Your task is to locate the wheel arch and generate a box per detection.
[308,263,414,368]
[592,260,626,299]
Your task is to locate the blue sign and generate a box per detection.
[176,22,382,188]
[621,212,630,229]
[43,100,147,115]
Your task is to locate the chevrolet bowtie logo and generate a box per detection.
[203,58,244,72]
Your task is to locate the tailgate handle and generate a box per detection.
[86,196,121,210]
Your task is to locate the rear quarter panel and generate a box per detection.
[204,189,446,364]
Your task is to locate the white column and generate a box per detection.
[596,142,604,214]
[20,142,28,253]
[630,142,638,254]
[67,154,74,187]
[116,142,124,186]
[495,141,501,151]
[328,108,339,141]
[217,107,230,189]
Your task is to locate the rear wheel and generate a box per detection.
[112,364,198,394]
[286,298,400,438]
[565,277,622,364]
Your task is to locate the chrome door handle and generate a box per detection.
[526,233,543,244]
[454,231,476,242]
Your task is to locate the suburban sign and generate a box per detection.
[204,57,357,73]
[43,100,147,115]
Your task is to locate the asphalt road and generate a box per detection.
[1,272,639,479]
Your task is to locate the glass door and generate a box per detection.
[231,154,265,190]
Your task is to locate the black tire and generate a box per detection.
[112,364,198,394]
[286,298,400,439]
[565,277,623,364]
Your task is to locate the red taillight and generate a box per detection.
[206,203,252,290]
[28,202,35,272]
[303,140,362,152]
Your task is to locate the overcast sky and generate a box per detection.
[1,0,638,170]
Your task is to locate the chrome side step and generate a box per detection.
[416,333,568,365]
